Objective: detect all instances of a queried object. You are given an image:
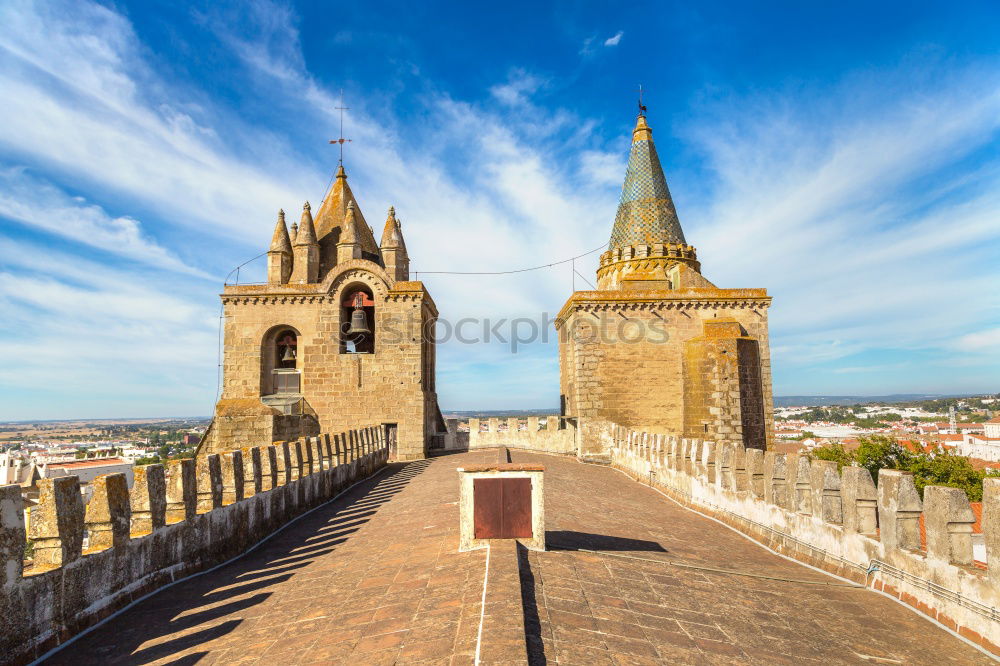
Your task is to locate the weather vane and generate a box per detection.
[330,89,352,165]
[637,84,647,116]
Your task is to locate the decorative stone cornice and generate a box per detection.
[555,287,771,327]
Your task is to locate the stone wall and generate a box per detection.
[556,289,774,455]
[439,416,577,456]
[608,426,1000,657]
[198,399,321,457]
[217,277,439,461]
[0,427,389,665]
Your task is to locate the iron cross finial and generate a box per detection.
[330,89,352,165]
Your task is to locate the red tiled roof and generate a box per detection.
[47,458,128,469]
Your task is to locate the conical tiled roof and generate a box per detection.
[269,209,291,254]
[608,115,686,250]
[295,202,317,246]
[380,206,406,251]
[313,165,379,255]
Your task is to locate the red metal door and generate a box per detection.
[473,478,532,539]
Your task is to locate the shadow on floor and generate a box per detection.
[517,543,546,666]
[43,459,431,665]
[545,530,667,553]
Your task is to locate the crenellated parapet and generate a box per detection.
[436,416,578,455]
[607,425,1000,657]
[0,425,390,665]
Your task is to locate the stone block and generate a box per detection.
[243,447,262,496]
[0,485,25,588]
[924,486,975,565]
[731,443,748,492]
[29,476,84,567]
[763,452,787,508]
[84,473,131,550]
[302,438,314,474]
[878,469,922,553]
[809,460,842,525]
[745,448,764,498]
[333,433,345,466]
[279,441,292,484]
[129,464,166,535]
[794,456,812,515]
[701,441,717,484]
[262,445,278,490]
[165,458,196,524]
[841,466,877,535]
[718,443,734,490]
[985,478,1000,585]
[221,451,244,505]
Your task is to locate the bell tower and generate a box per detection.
[557,110,774,455]
[201,161,442,461]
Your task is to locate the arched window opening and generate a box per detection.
[276,331,297,369]
[341,286,375,354]
[264,327,301,396]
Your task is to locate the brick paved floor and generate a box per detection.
[46,450,993,665]
[512,450,993,666]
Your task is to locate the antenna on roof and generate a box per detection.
[330,89,352,166]
[637,84,647,116]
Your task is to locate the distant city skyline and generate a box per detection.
[1,0,999,419]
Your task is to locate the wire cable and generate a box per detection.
[414,241,608,278]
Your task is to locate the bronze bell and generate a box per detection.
[347,307,371,336]
[281,346,296,362]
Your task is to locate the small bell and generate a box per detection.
[281,346,296,362]
[347,308,371,336]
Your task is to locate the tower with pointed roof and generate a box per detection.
[201,162,439,461]
[557,111,774,455]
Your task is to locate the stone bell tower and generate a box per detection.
[556,111,774,455]
[201,164,443,461]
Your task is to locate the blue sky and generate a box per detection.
[1,0,998,419]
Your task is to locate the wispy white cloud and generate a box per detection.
[604,31,624,47]
[0,236,217,417]
[0,167,211,278]
[0,0,313,244]
[681,64,1000,386]
[953,327,1000,352]
[490,69,545,107]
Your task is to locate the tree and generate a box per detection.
[854,435,915,482]
[907,451,990,502]
[810,441,853,470]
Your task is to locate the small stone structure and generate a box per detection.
[1,427,389,665]
[608,427,1000,656]
[457,459,545,552]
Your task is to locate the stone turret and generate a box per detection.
[337,201,362,264]
[557,108,774,455]
[266,209,293,284]
[379,206,409,282]
[291,202,319,284]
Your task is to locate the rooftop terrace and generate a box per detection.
[35,449,994,665]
